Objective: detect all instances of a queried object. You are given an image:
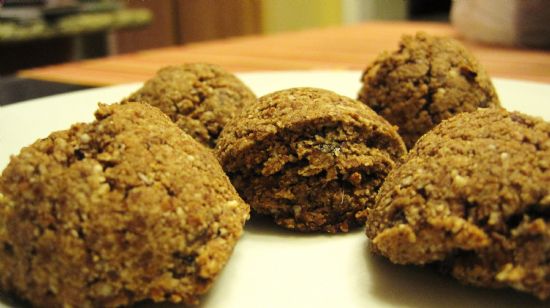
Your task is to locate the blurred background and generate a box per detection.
[1,0,547,106]
[0,0,452,75]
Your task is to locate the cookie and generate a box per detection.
[0,102,249,307]
[358,32,500,148]
[366,108,550,299]
[125,63,256,148]
[216,88,406,233]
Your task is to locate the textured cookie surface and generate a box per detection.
[366,108,550,299]
[358,32,500,148]
[217,88,406,233]
[0,103,249,307]
[126,63,256,148]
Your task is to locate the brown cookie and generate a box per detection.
[358,32,500,148]
[0,102,249,307]
[216,88,406,233]
[125,63,256,148]
[366,108,550,299]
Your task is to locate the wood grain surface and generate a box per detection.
[18,22,550,86]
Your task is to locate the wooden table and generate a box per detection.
[18,21,550,86]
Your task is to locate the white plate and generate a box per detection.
[1,71,550,308]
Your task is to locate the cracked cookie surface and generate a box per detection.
[358,32,500,148]
[0,102,249,307]
[366,108,550,299]
[125,63,256,148]
[216,88,406,233]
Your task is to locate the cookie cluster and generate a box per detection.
[0,32,548,307]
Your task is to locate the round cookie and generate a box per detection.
[358,32,500,148]
[0,102,249,307]
[125,63,256,148]
[366,108,550,299]
[216,88,406,233]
